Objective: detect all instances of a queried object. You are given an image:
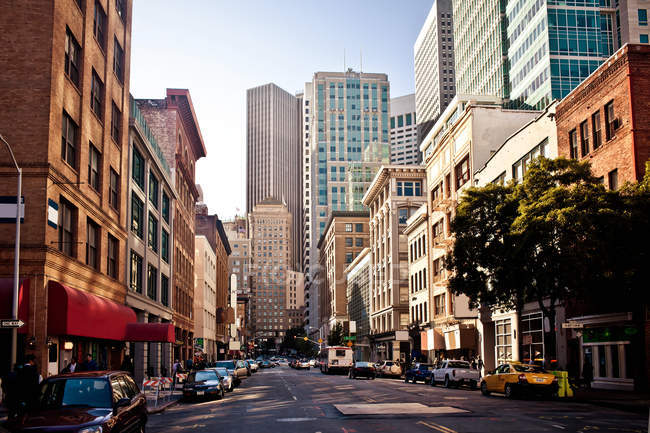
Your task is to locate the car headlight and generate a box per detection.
[78,426,103,433]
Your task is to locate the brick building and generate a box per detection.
[137,89,207,363]
[555,43,650,391]
[0,0,133,377]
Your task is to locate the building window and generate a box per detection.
[496,318,513,365]
[162,192,170,222]
[641,34,649,43]
[608,169,618,190]
[355,223,363,232]
[580,120,589,157]
[132,147,145,188]
[355,238,363,247]
[59,198,76,257]
[604,100,616,140]
[161,229,169,263]
[639,9,648,26]
[345,223,353,232]
[455,155,470,189]
[90,69,104,120]
[434,294,445,316]
[396,181,422,196]
[130,250,143,293]
[93,0,106,50]
[109,168,119,210]
[148,213,158,252]
[161,274,169,306]
[131,193,144,239]
[149,174,159,208]
[592,111,602,149]
[398,208,408,224]
[61,111,78,168]
[569,129,578,159]
[147,265,157,300]
[64,27,81,87]
[111,103,121,144]
[113,37,124,82]
[86,219,99,269]
[88,143,100,191]
[345,237,353,247]
[107,234,118,278]
[345,253,353,263]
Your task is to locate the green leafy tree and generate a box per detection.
[280,326,315,356]
[327,322,344,346]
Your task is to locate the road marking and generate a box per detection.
[417,420,458,433]
[552,425,566,430]
[292,396,297,400]
[335,403,468,415]
[443,397,467,400]
[276,417,317,422]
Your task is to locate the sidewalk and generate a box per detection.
[573,388,650,414]
[145,386,182,414]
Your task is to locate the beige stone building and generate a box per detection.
[362,166,427,362]
[287,271,305,329]
[420,95,538,360]
[316,212,369,338]
[194,235,217,361]
[248,198,292,344]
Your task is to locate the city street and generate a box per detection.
[148,365,647,433]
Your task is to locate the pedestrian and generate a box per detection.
[1,364,20,420]
[120,356,134,376]
[81,353,98,371]
[186,357,193,371]
[61,357,78,373]
[16,355,40,415]
[172,359,181,389]
[582,359,593,389]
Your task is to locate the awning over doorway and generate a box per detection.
[47,281,136,341]
[0,278,29,334]
[125,322,175,343]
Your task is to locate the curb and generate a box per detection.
[577,399,649,415]
[147,398,181,415]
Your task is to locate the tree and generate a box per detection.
[279,326,314,356]
[448,157,625,364]
[327,323,344,346]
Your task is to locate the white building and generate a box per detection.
[390,94,419,165]
[194,235,217,361]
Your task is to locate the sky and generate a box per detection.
[130,0,433,220]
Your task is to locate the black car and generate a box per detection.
[349,362,376,380]
[6,371,147,433]
[183,369,225,401]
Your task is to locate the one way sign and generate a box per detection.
[0,319,25,328]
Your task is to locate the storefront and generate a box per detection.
[370,331,410,362]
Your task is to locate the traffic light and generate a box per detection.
[303,337,308,341]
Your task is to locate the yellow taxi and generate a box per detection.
[480,362,558,398]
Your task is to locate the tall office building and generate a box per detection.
[246,83,302,272]
[390,94,419,165]
[414,0,455,140]
[453,0,642,110]
[302,70,391,336]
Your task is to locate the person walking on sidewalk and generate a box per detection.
[582,359,593,389]
[172,359,181,390]
[16,355,40,416]
[82,353,98,371]
[61,357,78,373]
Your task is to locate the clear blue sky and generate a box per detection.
[130,0,433,219]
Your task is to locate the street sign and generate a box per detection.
[562,321,584,329]
[0,319,24,328]
[0,196,25,224]
[343,336,356,341]
[346,341,353,347]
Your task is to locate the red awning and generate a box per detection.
[47,281,136,341]
[0,278,29,334]
[125,323,175,343]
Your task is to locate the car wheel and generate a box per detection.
[431,377,436,387]
[470,380,477,390]
[371,375,375,380]
[481,381,490,396]
[505,383,515,399]
[404,376,409,383]
[444,376,451,388]
[138,423,146,433]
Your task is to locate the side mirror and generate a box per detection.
[114,397,130,410]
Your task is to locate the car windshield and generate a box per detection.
[215,361,236,369]
[194,371,218,381]
[215,368,229,377]
[38,378,112,409]
[355,362,373,367]
[513,364,546,373]
[384,361,393,366]
[418,364,433,370]
[447,361,470,368]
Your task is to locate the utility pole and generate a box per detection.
[0,133,22,369]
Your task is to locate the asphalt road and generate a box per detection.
[147,364,647,433]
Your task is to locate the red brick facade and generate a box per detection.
[0,0,133,376]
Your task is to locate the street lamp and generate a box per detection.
[0,133,22,369]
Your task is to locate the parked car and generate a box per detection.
[245,359,259,372]
[349,362,376,380]
[375,360,402,378]
[212,367,235,392]
[183,369,225,401]
[260,360,272,368]
[308,359,317,367]
[214,360,248,384]
[6,371,147,433]
[431,359,480,389]
[404,363,434,384]
[296,359,311,370]
[480,362,558,399]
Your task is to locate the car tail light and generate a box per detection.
[518,374,527,383]
[552,377,558,384]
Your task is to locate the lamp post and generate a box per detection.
[0,133,22,369]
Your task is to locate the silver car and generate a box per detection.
[212,367,235,392]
